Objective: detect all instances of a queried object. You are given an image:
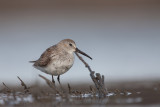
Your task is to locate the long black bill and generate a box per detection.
[76,48,92,60]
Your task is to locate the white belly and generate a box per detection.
[35,56,74,76]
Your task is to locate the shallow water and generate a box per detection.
[0,90,159,107]
[0,81,160,107]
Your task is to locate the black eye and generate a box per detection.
[69,43,72,46]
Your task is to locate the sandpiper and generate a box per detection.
[30,39,92,84]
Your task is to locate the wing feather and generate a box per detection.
[34,45,57,67]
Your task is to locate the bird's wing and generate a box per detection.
[34,45,57,67]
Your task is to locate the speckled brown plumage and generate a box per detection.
[30,39,92,83]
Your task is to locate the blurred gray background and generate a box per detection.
[0,0,160,85]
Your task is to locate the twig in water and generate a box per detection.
[75,52,107,98]
[2,82,12,93]
[17,76,30,93]
[39,74,61,95]
[90,85,96,94]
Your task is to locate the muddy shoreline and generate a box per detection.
[0,80,160,107]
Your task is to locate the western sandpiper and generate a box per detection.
[30,39,92,84]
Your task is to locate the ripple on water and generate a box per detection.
[0,93,34,105]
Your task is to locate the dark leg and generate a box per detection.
[57,75,61,85]
[57,75,64,91]
[52,75,55,83]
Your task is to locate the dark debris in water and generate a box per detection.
[0,81,160,107]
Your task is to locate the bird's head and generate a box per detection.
[58,39,92,60]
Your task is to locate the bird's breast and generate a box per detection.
[45,53,74,76]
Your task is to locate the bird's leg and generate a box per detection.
[52,75,55,83]
[57,75,64,92]
[57,75,61,85]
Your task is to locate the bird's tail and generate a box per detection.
[29,61,36,63]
